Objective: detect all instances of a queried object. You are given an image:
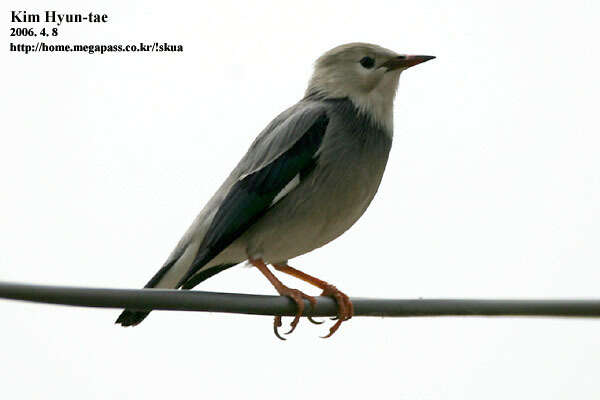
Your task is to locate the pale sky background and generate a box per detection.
[2,0,600,398]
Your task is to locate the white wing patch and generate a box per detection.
[270,174,300,206]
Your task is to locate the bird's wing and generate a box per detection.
[176,103,329,287]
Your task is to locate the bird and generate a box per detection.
[116,43,434,339]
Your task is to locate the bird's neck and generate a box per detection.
[305,74,399,137]
[347,90,394,136]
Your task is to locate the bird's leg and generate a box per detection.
[273,264,353,338]
[249,258,316,340]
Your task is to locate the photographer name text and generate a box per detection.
[11,10,108,26]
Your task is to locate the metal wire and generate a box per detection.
[2,281,600,318]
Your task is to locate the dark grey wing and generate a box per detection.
[176,109,329,287]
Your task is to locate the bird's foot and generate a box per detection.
[320,284,353,338]
[273,286,317,340]
[307,316,325,325]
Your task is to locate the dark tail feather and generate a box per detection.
[115,262,237,327]
[180,263,236,289]
[115,258,178,327]
[115,310,150,326]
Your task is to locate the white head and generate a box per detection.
[306,43,434,133]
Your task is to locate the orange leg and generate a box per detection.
[249,258,316,340]
[273,264,354,338]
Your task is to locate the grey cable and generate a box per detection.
[2,281,600,318]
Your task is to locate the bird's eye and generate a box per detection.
[359,56,375,69]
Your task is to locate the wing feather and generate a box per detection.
[176,108,329,287]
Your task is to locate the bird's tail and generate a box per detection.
[115,309,150,326]
[115,257,180,327]
[115,246,237,327]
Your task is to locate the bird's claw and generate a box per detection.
[273,316,286,340]
[272,287,316,339]
[270,283,352,339]
[320,284,353,339]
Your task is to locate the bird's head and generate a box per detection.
[306,43,434,132]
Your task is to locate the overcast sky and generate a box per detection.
[2,0,600,398]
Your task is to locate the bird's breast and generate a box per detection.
[243,109,393,262]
